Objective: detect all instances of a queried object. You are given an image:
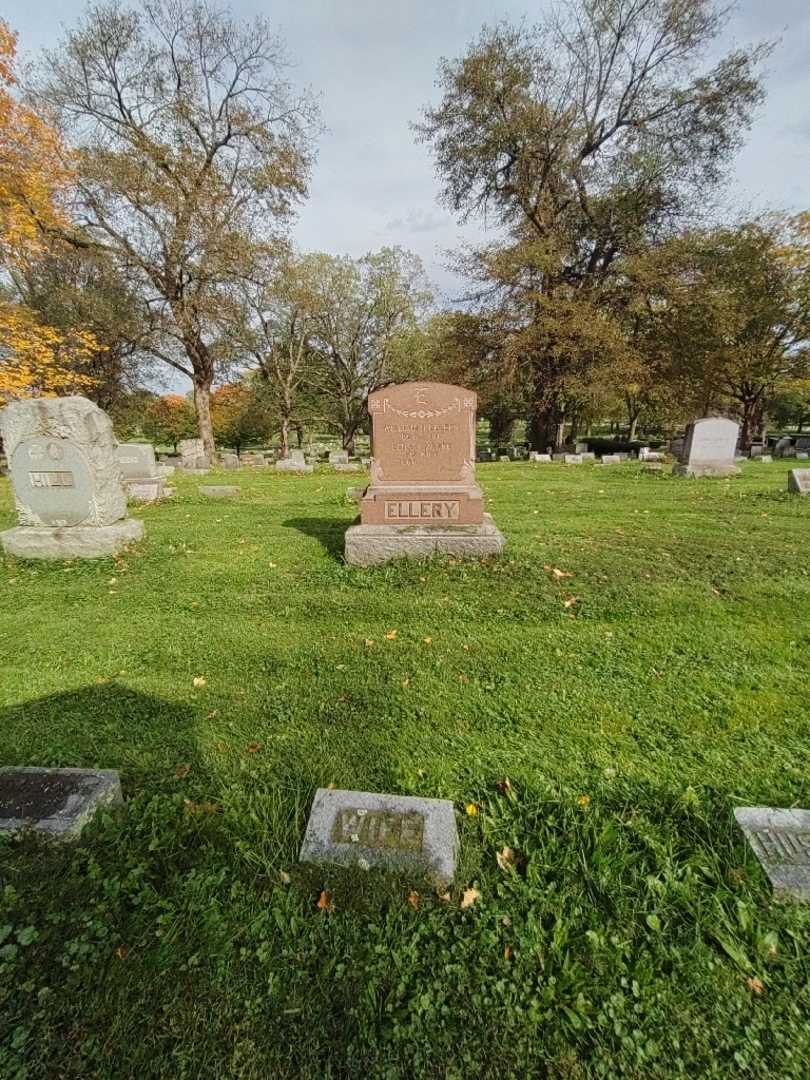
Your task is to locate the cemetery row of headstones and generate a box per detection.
[1,388,808,899]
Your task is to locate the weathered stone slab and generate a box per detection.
[275,458,314,474]
[300,787,458,883]
[498,455,510,462]
[787,469,810,495]
[796,452,809,461]
[116,443,157,479]
[601,454,622,464]
[220,452,239,469]
[178,438,207,470]
[1,518,144,559]
[672,417,739,477]
[528,452,552,463]
[334,462,361,473]
[124,477,165,503]
[563,454,583,464]
[345,513,505,567]
[642,462,663,474]
[199,485,239,498]
[580,452,596,462]
[346,486,365,502]
[329,450,349,464]
[759,455,773,463]
[0,766,122,840]
[156,464,175,478]
[734,807,810,902]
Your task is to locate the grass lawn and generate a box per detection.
[1,460,809,1078]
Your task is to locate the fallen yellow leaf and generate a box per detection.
[563,596,579,609]
[577,794,591,808]
[114,945,128,960]
[747,976,765,995]
[465,803,479,816]
[496,846,517,872]
[246,741,262,754]
[407,890,420,910]
[460,887,481,909]
[385,629,398,640]
[174,763,191,779]
[423,636,433,645]
[504,944,513,960]
[193,675,207,688]
[317,890,332,912]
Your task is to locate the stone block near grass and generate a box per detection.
[787,469,810,495]
[199,485,240,498]
[300,787,458,884]
[734,807,810,901]
[0,767,122,841]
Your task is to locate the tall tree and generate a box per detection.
[34,0,317,459]
[417,0,770,448]
[238,255,317,458]
[305,247,433,453]
[629,218,810,447]
[0,19,97,400]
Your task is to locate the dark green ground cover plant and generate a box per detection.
[0,461,808,1078]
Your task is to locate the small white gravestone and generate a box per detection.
[601,454,621,464]
[672,417,740,478]
[275,448,313,474]
[787,469,810,495]
[529,452,552,463]
[0,396,144,558]
[563,454,583,465]
[735,807,810,901]
[329,449,349,465]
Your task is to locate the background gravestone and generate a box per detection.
[116,442,165,502]
[672,417,740,478]
[788,469,810,495]
[345,381,505,566]
[0,396,144,559]
[178,437,208,470]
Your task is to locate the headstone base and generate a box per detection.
[1,518,144,559]
[671,464,740,478]
[344,512,505,567]
[0,767,122,840]
[275,461,314,474]
[734,807,810,902]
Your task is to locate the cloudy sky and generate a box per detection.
[7,0,810,306]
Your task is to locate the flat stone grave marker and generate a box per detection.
[199,485,239,498]
[329,450,349,464]
[735,807,810,901]
[0,767,122,840]
[334,462,361,473]
[788,469,810,495]
[601,454,621,464]
[300,787,458,884]
[0,396,144,559]
[345,381,505,566]
[796,452,809,461]
[759,454,773,463]
[672,417,740,478]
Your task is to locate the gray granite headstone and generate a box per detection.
[329,450,349,465]
[796,452,809,461]
[787,469,810,495]
[0,766,122,840]
[300,787,458,884]
[774,436,794,458]
[0,397,144,558]
[116,443,157,479]
[563,454,583,464]
[178,437,207,470]
[601,454,621,464]
[673,417,740,477]
[735,807,810,901]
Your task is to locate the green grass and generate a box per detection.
[1,460,809,1078]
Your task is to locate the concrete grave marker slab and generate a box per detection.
[275,450,313,474]
[601,454,622,464]
[329,450,349,465]
[734,807,810,901]
[199,485,239,498]
[300,787,458,884]
[0,396,144,558]
[346,382,505,566]
[787,469,810,495]
[334,462,361,473]
[0,766,122,840]
[220,452,239,469]
[116,442,157,480]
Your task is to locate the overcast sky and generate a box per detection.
[7,0,810,307]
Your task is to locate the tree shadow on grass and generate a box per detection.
[282,516,350,560]
[0,682,206,791]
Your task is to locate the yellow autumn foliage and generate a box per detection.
[0,301,96,400]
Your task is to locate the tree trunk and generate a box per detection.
[488,407,514,448]
[193,379,215,463]
[628,414,639,442]
[280,416,290,458]
[527,405,557,452]
[739,396,765,451]
[295,424,304,449]
[342,428,356,454]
